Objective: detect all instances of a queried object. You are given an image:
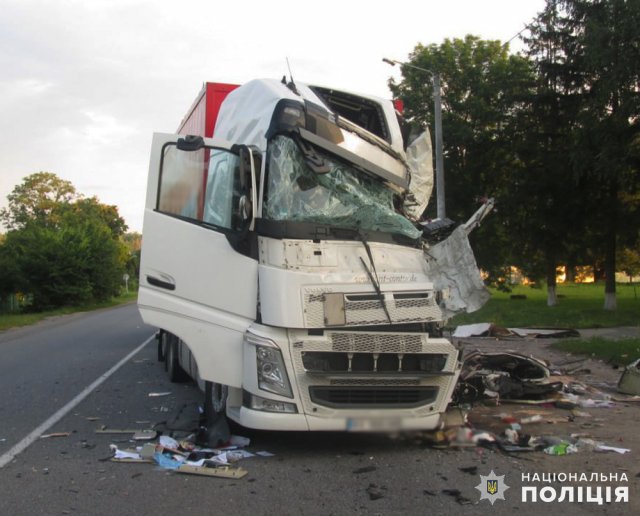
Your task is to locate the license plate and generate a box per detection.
[346,417,401,432]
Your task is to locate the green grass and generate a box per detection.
[0,290,138,332]
[450,282,640,329]
[551,337,640,366]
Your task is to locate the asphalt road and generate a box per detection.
[0,304,634,515]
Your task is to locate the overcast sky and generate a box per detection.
[0,0,546,232]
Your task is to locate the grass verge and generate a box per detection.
[551,337,640,366]
[0,290,138,332]
[450,282,640,329]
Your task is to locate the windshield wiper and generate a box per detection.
[358,232,392,324]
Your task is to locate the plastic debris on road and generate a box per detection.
[107,433,271,479]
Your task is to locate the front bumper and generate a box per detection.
[236,325,461,431]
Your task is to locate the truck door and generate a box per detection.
[138,133,259,387]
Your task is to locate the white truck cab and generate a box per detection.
[138,78,489,436]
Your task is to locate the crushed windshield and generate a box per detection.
[264,136,421,239]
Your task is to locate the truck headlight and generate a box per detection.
[245,333,293,399]
[256,345,293,398]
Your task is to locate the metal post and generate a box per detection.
[432,73,445,219]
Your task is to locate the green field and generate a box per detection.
[450,282,640,329]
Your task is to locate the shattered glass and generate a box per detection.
[264,136,421,239]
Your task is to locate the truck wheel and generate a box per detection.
[200,381,230,447]
[204,381,228,417]
[166,334,188,382]
[157,331,166,363]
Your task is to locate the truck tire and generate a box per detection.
[200,381,230,447]
[157,331,166,363]
[166,334,188,382]
[204,381,228,418]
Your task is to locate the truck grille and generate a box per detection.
[331,332,422,353]
[302,351,448,374]
[303,290,443,328]
[290,331,459,416]
[309,386,438,408]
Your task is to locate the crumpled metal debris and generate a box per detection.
[457,351,562,402]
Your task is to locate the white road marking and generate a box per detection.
[0,334,155,469]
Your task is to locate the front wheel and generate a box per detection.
[200,381,230,446]
[204,381,228,418]
[157,331,167,364]
[166,334,188,382]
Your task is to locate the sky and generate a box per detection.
[0,0,546,232]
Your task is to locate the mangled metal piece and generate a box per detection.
[422,200,493,318]
[459,351,562,401]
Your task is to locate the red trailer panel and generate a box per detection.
[177,82,239,137]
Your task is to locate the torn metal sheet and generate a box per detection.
[422,200,494,319]
[403,129,434,221]
[423,227,490,318]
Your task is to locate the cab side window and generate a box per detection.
[157,144,242,231]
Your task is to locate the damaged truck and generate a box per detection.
[137,78,491,435]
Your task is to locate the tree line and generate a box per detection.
[390,0,640,309]
[0,172,139,312]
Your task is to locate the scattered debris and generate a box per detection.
[618,359,640,395]
[40,432,72,439]
[575,438,631,454]
[544,441,578,455]
[353,465,377,474]
[255,451,275,457]
[95,426,150,435]
[175,464,248,478]
[105,432,270,479]
[148,392,172,397]
[366,483,386,500]
[458,351,562,402]
[133,430,157,441]
[453,323,579,339]
[441,488,473,505]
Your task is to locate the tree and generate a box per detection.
[618,246,640,282]
[0,172,78,230]
[388,36,535,283]
[538,0,640,310]
[0,174,128,310]
[518,0,588,305]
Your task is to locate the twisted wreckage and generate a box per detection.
[137,78,492,437]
